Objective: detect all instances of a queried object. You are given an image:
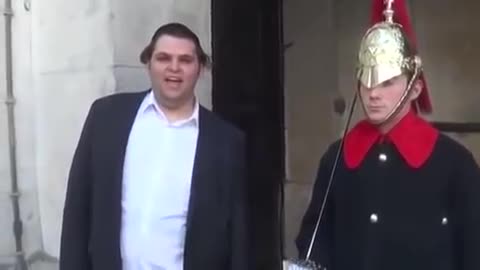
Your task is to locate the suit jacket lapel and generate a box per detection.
[184,107,216,267]
[108,90,149,264]
[112,91,149,210]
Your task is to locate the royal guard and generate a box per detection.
[292,0,480,269]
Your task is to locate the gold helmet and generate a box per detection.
[356,0,432,123]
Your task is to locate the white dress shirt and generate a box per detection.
[120,91,199,270]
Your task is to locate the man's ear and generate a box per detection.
[196,63,204,76]
[410,79,423,100]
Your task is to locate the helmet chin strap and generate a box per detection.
[360,60,421,127]
[361,85,411,127]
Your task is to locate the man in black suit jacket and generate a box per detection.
[59,22,249,270]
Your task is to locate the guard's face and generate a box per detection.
[359,74,421,123]
[147,35,202,106]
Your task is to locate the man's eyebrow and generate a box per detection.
[153,52,195,58]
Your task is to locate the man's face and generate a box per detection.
[359,74,421,123]
[147,35,201,106]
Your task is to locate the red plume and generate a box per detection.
[369,0,432,113]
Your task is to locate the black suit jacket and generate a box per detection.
[59,90,249,270]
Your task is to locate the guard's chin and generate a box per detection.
[366,111,388,124]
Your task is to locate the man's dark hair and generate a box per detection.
[140,22,210,68]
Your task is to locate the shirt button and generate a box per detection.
[370,213,379,224]
[378,153,387,162]
[442,217,448,225]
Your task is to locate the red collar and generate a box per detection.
[343,111,439,169]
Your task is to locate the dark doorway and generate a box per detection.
[211,0,285,269]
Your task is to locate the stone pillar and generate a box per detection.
[282,0,338,258]
[412,0,480,161]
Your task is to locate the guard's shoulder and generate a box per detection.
[323,139,342,160]
[312,139,343,170]
[436,133,476,160]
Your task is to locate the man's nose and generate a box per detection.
[168,59,180,71]
[369,87,381,99]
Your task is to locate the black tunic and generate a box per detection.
[296,134,480,270]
